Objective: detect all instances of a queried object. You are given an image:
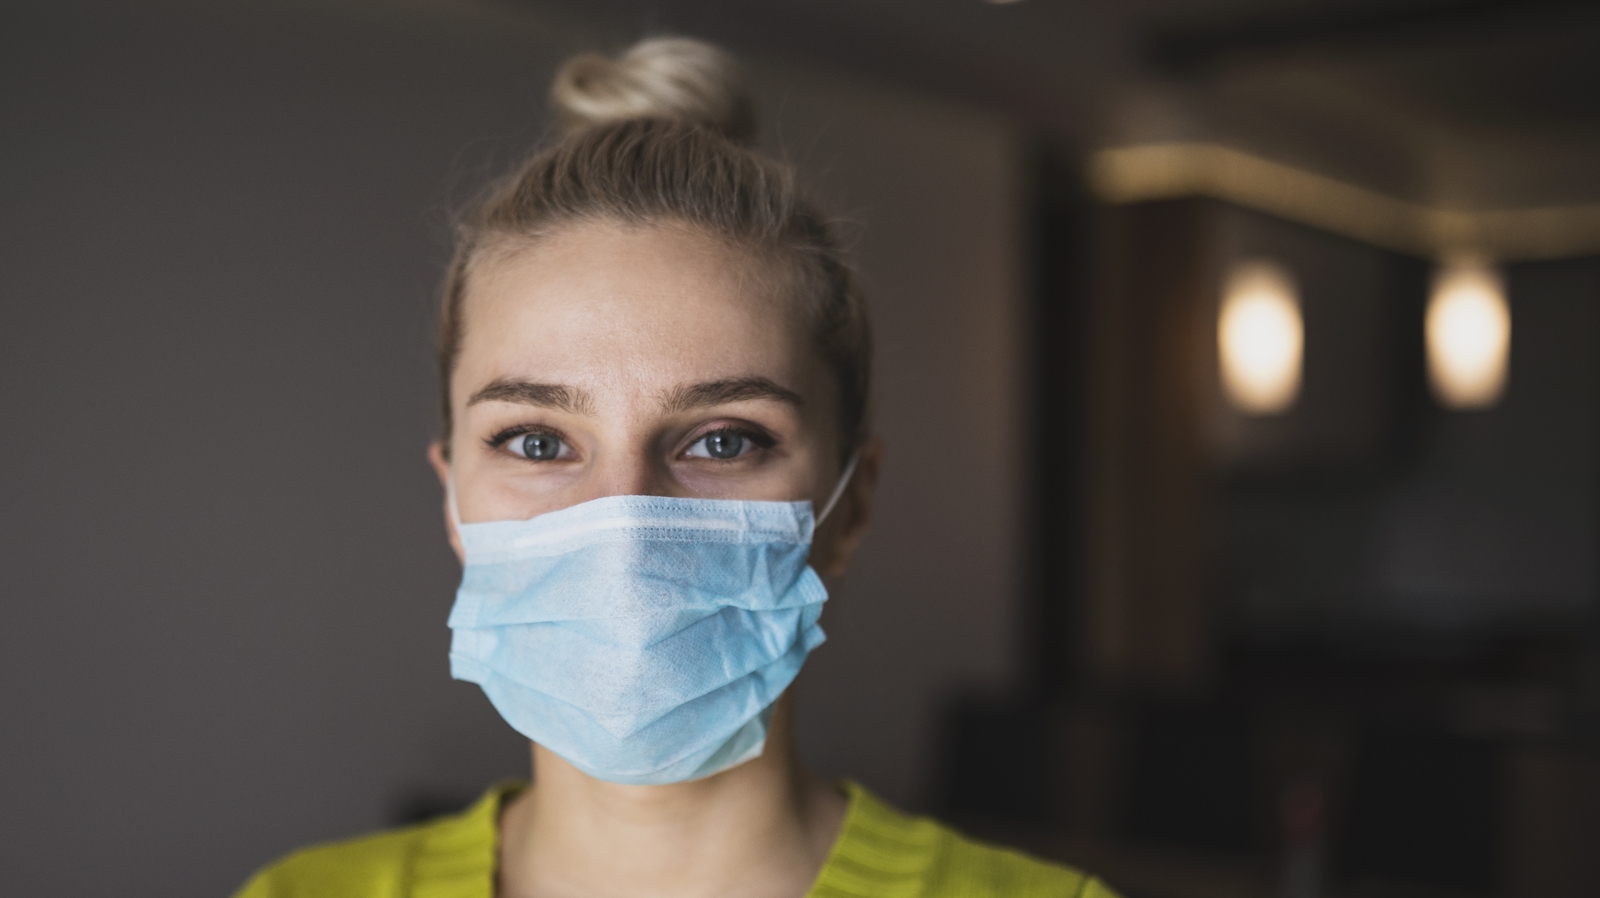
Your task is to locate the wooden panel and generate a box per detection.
[1083,198,1220,691]
[1509,745,1600,898]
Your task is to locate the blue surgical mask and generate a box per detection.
[446,457,858,785]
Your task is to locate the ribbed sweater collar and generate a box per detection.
[409,779,928,897]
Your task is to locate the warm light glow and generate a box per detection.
[1427,261,1509,409]
[1219,261,1303,415]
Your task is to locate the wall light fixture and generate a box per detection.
[1426,260,1509,409]
[1219,261,1303,415]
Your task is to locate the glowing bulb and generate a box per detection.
[1427,261,1509,409]
[1219,261,1303,415]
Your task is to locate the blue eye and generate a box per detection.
[688,431,749,460]
[512,432,563,461]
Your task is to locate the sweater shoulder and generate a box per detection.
[231,824,429,898]
[813,782,1119,898]
[928,827,1115,898]
[231,782,517,898]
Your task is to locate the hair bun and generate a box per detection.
[550,37,757,145]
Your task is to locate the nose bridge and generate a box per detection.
[586,427,674,500]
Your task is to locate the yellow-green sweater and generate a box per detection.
[235,781,1118,898]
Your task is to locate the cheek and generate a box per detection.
[452,460,581,524]
[807,516,850,578]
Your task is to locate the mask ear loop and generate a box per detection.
[446,474,462,530]
[815,449,862,526]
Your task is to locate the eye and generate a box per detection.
[687,429,753,460]
[508,431,564,461]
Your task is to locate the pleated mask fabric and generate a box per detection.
[447,494,828,785]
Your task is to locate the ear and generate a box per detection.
[811,436,883,579]
[427,440,464,564]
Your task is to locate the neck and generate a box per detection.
[496,697,848,898]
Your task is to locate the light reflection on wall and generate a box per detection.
[1427,260,1510,410]
[1219,260,1303,415]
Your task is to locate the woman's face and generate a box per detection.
[430,220,873,573]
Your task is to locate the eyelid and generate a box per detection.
[683,422,776,450]
[485,423,569,452]
[679,423,777,463]
[483,420,776,461]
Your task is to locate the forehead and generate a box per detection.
[456,221,811,395]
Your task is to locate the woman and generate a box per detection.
[237,37,1116,898]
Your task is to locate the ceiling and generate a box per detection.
[512,0,1600,212]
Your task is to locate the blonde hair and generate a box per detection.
[437,37,871,460]
[550,38,756,144]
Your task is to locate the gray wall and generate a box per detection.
[0,2,1027,894]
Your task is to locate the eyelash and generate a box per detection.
[485,423,563,451]
[688,425,776,456]
[483,422,778,459]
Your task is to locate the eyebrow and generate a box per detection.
[465,376,802,416]
[467,379,596,415]
[661,377,805,413]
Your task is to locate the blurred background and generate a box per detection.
[3,0,1598,895]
